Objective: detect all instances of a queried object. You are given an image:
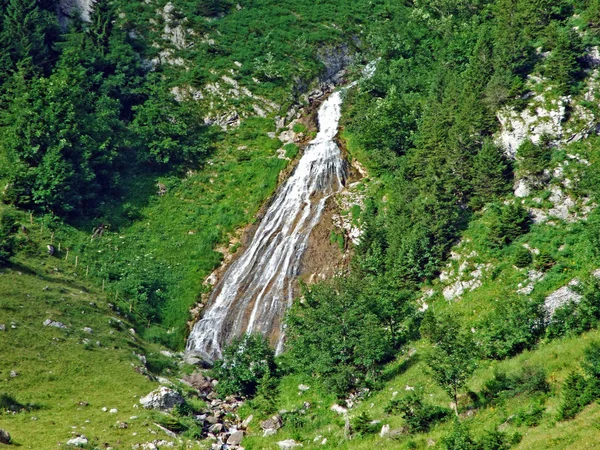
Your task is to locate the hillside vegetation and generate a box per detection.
[4,0,600,449]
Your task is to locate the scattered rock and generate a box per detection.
[241,414,253,429]
[330,404,348,415]
[298,384,310,393]
[0,324,5,331]
[227,430,244,446]
[140,387,185,411]
[66,435,88,447]
[277,439,303,450]
[9,371,18,378]
[109,408,118,414]
[82,327,93,334]
[43,319,67,329]
[380,424,390,437]
[261,414,283,432]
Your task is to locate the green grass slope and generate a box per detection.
[0,228,175,449]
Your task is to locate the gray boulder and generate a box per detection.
[43,319,67,329]
[227,430,244,446]
[139,387,184,410]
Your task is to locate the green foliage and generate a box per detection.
[129,74,211,167]
[442,420,477,450]
[517,139,552,177]
[286,277,395,396]
[385,388,451,433]
[556,371,593,421]
[0,209,19,264]
[478,296,544,359]
[487,203,531,248]
[546,280,600,339]
[513,246,533,268]
[213,333,277,398]
[470,141,512,209]
[479,366,550,406]
[283,143,299,159]
[351,411,379,436]
[421,313,479,414]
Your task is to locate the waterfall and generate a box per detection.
[186,88,351,361]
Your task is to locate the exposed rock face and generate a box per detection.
[544,279,582,320]
[497,93,568,158]
[139,387,185,410]
[58,0,95,24]
[318,44,354,84]
[439,246,491,301]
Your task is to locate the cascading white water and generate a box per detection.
[186,88,350,361]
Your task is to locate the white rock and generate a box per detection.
[66,436,88,447]
[544,279,582,320]
[298,384,310,392]
[514,179,531,198]
[109,408,118,414]
[140,387,184,410]
[380,424,390,437]
[277,440,303,450]
[330,404,347,415]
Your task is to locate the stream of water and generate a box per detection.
[186,87,351,361]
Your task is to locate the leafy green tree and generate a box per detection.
[516,139,551,176]
[286,277,393,395]
[421,313,478,415]
[213,333,277,398]
[478,296,544,359]
[130,74,210,166]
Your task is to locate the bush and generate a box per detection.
[557,371,593,421]
[385,389,451,433]
[513,399,546,427]
[479,366,549,406]
[442,420,477,450]
[352,411,379,436]
[535,252,556,271]
[513,247,533,268]
[213,333,277,398]
[517,139,551,176]
[478,296,544,359]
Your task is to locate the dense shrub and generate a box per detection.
[352,412,379,436]
[479,366,549,406]
[487,203,531,249]
[385,389,451,433]
[478,296,544,359]
[513,246,533,268]
[213,333,277,398]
